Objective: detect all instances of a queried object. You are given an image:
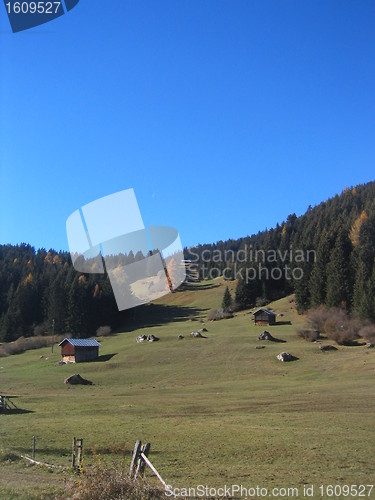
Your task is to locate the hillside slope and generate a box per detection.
[1,282,375,499]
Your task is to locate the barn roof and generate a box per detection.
[253,308,276,317]
[58,338,101,347]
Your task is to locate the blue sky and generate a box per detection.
[0,0,374,252]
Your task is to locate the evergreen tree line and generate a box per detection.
[1,182,375,343]
[0,245,119,342]
[185,182,375,321]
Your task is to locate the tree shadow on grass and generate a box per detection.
[340,340,367,347]
[179,282,221,292]
[1,408,34,415]
[119,303,205,332]
[95,353,117,362]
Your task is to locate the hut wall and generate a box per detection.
[74,346,99,363]
[61,343,75,356]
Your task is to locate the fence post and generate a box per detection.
[72,437,76,469]
[32,436,36,459]
[76,438,83,469]
[135,442,151,479]
[129,440,142,478]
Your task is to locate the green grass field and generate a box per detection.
[1,280,375,499]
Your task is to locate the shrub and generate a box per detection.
[207,309,219,321]
[96,325,112,337]
[33,321,50,336]
[64,464,166,500]
[324,316,361,345]
[0,335,64,357]
[0,451,20,463]
[207,309,233,321]
[255,297,268,307]
[297,329,320,342]
[306,307,333,334]
[305,307,362,345]
[359,324,375,343]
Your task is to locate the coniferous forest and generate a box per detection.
[1,181,375,343]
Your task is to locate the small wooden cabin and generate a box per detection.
[59,338,101,363]
[253,308,276,326]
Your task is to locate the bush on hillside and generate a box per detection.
[64,464,166,500]
[0,335,64,357]
[297,329,320,342]
[207,309,234,321]
[33,321,50,336]
[96,325,112,337]
[358,324,375,343]
[304,307,363,345]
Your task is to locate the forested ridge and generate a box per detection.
[1,181,375,342]
[186,181,375,319]
[0,246,122,342]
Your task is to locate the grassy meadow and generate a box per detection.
[1,279,375,499]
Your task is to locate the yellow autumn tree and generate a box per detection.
[53,255,62,266]
[23,272,33,285]
[349,210,368,247]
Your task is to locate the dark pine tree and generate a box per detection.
[326,228,352,309]
[221,286,232,311]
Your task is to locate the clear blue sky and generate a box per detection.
[1,0,374,252]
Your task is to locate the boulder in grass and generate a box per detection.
[319,345,338,352]
[259,331,273,341]
[64,374,93,385]
[147,334,159,342]
[178,335,184,340]
[191,331,207,338]
[258,331,286,343]
[256,346,265,350]
[137,335,147,343]
[277,352,298,362]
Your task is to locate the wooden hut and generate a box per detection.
[59,338,101,363]
[253,308,276,326]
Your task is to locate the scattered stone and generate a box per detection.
[39,355,44,359]
[277,352,298,362]
[56,360,66,366]
[178,335,184,340]
[200,328,208,332]
[258,331,286,343]
[256,346,265,349]
[319,345,338,351]
[191,331,207,338]
[259,331,273,341]
[137,334,160,343]
[64,374,93,385]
